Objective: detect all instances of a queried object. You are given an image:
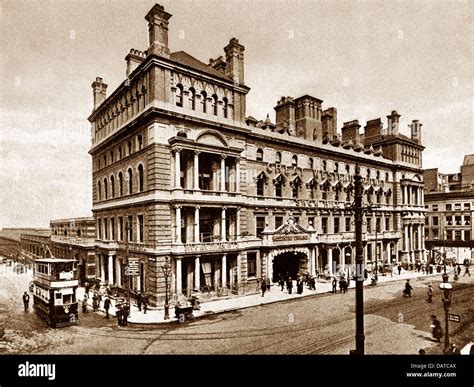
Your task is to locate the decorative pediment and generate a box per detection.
[273,216,310,235]
[273,173,287,185]
[306,177,318,189]
[255,171,270,184]
[290,175,303,187]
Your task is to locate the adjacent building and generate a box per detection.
[424,155,474,264]
[87,3,426,306]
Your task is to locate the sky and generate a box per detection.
[0,0,472,228]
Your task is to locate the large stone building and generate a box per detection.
[424,155,474,264]
[88,3,426,306]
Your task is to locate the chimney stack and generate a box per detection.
[145,4,172,58]
[274,96,295,134]
[341,120,361,142]
[387,110,400,135]
[125,49,146,77]
[91,77,108,110]
[364,118,383,139]
[409,119,422,142]
[321,107,337,140]
[224,38,245,84]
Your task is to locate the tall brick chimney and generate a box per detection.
[91,77,108,110]
[145,3,172,58]
[386,110,400,135]
[274,96,295,134]
[321,107,337,140]
[409,119,422,143]
[293,95,323,140]
[224,38,245,85]
[341,120,361,142]
[125,49,146,77]
[364,118,383,139]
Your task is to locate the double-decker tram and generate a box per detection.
[32,258,79,328]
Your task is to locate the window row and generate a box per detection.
[97,214,145,243]
[427,229,471,241]
[96,133,144,170]
[430,202,471,212]
[96,164,145,201]
[254,149,390,180]
[175,84,230,118]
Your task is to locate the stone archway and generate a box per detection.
[270,247,310,282]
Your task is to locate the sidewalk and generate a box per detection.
[80,269,441,325]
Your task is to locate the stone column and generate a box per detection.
[221,208,227,242]
[221,254,227,288]
[404,224,409,251]
[176,258,182,295]
[235,158,240,193]
[387,242,391,264]
[403,186,407,205]
[100,254,105,282]
[310,247,316,276]
[174,148,182,189]
[116,257,122,287]
[220,155,226,192]
[194,256,200,290]
[194,151,200,190]
[175,206,182,243]
[194,206,200,243]
[108,253,114,284]
[236,208,241,240]
[327,247,333,275]
[341,249,346,273]
[236,253,242,292]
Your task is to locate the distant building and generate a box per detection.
[19,229,51,262]
[87,4,426,306]
[424,155,474,264]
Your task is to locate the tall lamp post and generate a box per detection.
[125,219,130,303]
[161,257,172,320]
[439,272,453,353]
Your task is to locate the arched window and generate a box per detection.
[222,97,228,118]
[137,134,143,150]
[138,164,144,192]
[366,168,371,178]
[103,154,107,167]
[291,155,298,167]
[175,84,183,107]
[309,158,314,169]
[201,91,207,113]
[110,175,115,198]
[385,172,389,181]
[292,183,299,198]
[97,181,102,201]
[376,170,380,180]
[322,160,327,171]
[275,181,282,197]
[189,88,196,110]
[345,164,350,174]
[103,178,108,199]
[275,152,282,165]
[256,148,263,162]
[118,146,123,160]
[212,94,218,116]
[127,140,132,156]
[118,172,123,196]
[77,229,81,238]
[334,162,339,173]
[110,150,114,163]
[127,168,133,194]
[257,178,264,196]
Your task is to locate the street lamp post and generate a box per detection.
[161,257,172,320]
[125,219,131,303]
[439,272,453,353]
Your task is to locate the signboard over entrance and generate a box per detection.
[273,234,309,242]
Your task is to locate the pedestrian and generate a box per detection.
[261,278,267,297]
[136,292,142,311]
[116,303,123,326]
[457,264,461,276]
[122,302,129,326]
[82,293,88,313]
[331,276,337,293]
[430,315,443,342]
[464,266,471,277]
[84,281,90,296]
[103,296,111,319]
[142,294,148,314]
[22,291,30,312]
[309,276,316,291]
[427,284,433,303]
[297,279,303,295]
[279,275,285,291]
[92,294,98,311]
[364,268,368,280]
[397,264,402,276]
[403,279,413,297]
[266,277,271,292]
[287,277,293,294]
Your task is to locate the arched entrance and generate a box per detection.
[272,251,307,281]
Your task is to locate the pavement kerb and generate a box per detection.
[124,271,442,326]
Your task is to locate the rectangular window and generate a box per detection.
[425,217,429,226]
[432,216,439,226]
[446,215,452,225]
[104,218,109,240]
[275,216,283,229]
[465,230,471,240]
[454,203,461,211]
[446,203,452,211]
[446,230,453,240]
[118,217,123,241]
[97,219,101,239]
[455,230,462,241]
[307,216,315,229]
[367,218,372,233]
[432,228,439,239]
[275,183,282,198]
[127,216,133,241]
[376,218,381,233]
[137,215,144,243]
[465,215,471,225]
[345,217,351,232]
[432,204,438,212]
[256,216,266,239]
[322,217,328,234]
[455,216,462,226]
[385,217,390,231]
[334,218,340,234]
[464,203,471,210]
[110,218,115,241]
[247,252,257,278]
